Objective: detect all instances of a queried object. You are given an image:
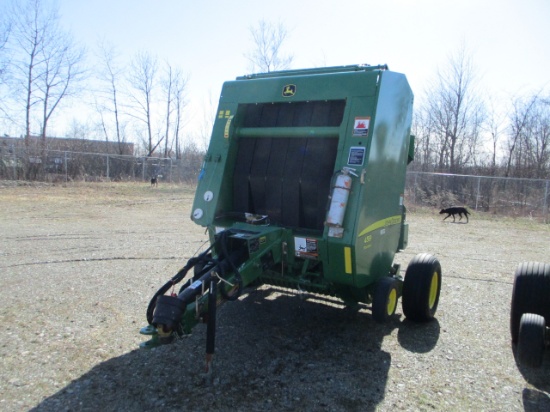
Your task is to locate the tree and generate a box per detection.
[528,96,550,178]
[8,0,85,147]
[505,93,550,178]
[0,10,11,119]
[196,91,216,152]
[95,40,127,154]
[245,19,293,73]
[160,63,187,157]
[161,63,174,157]
[0,11,10,82]
[504,94,538,177]
[37,29,86,142]
[165,66,187,159]
[418,45,486,173]
[127,50,158,156]
[485,96,508,172]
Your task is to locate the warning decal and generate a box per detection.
[353,117,370,136]
[294,237,319,259]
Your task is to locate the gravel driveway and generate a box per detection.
[1,182,549,411]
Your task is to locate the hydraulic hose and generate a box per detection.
[146,229,246,325]
[146,246,214,325]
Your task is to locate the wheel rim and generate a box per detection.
[429,271,439,309]
[387,288,397,315]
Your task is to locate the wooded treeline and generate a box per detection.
[0,0,194,160]
[411,47,549,180]
[0,1,548,181]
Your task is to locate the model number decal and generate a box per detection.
[358,215,402,238]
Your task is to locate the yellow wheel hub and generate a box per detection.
[387,288,397,315]
[429,271,439,309]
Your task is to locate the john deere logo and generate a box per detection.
[282,84,296,97]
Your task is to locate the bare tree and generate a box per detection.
[65,117,93,139]
[505,93,550,178]
[160,63,186,158]
[245,19,293,73]
[169,68,187,159]
[7,0,85,145]
[0,11,10,81]
[95,40,127,154]
[410,110,436,171]
[127,50,159,156]
[484,97,508,172]
[419,45,486,173]
[504,94,538,177]
[162,63,173,157]
[0,10,11,119]
[9,0,56,145]
[529,96,550,178]
[37,30,86,142]
[194,91,220,153]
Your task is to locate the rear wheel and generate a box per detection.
[510,262,550,342]
[402,253,441,322]
[517,313,546,368]
[372,277,399,323]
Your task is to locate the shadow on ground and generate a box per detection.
[32,287,440,412]
[510,344,550,412]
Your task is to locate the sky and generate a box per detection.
[7,0,550,142]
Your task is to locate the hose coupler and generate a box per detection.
[152,295,184,334]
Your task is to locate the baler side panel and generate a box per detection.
[192,99,240,226]
[354,71,413,288]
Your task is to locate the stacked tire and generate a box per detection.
[510,262,550,367]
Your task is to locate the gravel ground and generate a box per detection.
[1,181,549,412]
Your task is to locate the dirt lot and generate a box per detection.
[1,181,549,412]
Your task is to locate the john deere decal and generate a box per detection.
[282,84,296,97]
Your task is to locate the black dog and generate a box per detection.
[150,176,158,187]
[440,207,470,223]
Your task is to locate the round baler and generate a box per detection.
[140,64,442,371]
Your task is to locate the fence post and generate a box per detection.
[475,176,481,210]
[169,158,173,183]
[106,154,110,179]
[142,158,146,181]
[13,148,17,179]
[544,180,549,224]
[64,151,68,182]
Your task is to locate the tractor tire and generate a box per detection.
[402,253,441,322]
[510,262,550,343]
[372,277,399,323]
[517,313,546,368]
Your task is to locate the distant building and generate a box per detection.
[0,135,134,156]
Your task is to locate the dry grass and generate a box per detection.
[0,181,549,411]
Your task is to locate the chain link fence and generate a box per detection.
[1,147,549,222]
[406,171,550,222]
[0,147,203,183]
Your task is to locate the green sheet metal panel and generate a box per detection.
[323,71,413,288]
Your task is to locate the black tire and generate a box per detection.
[372,277,399,323]
[510,262,550,342]
[517,313,546,368]
[402,253,442,322]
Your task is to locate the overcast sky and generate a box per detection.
[7,0,550,140]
